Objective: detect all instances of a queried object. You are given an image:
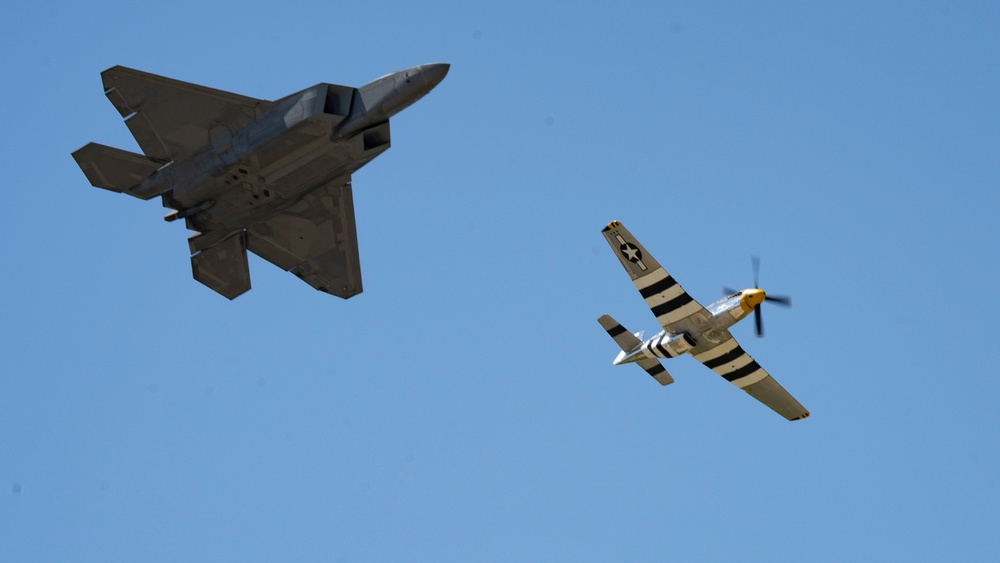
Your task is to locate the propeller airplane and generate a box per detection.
[598,221,809,421]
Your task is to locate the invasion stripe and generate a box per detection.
[606,324,627,337]
[650,292,694,318]
[655,336,672,358]
[672,300,704,318]
[693,339,738,363]
[639,275,678,299]
[644,363,666,376]
[732,369,768,388]
[701,346,746,369]
[721,360,762,382]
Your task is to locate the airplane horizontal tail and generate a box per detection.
[598,314,673,386]
[191,231,251,300]
[636,358,674,386]
[71,142,163,199]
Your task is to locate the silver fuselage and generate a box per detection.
[616,291,753,364]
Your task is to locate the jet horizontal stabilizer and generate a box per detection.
[71,143,162,198]
[191,232,251,300]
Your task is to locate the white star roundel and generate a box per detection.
[620,242,642,263]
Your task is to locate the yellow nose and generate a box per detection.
[740,289,766,312]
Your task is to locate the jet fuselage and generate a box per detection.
[137,64,449,248]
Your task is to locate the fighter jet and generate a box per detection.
[598,221,809,421]
[73,63,449,299]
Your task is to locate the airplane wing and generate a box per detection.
[245,176,362,298]
[101,66,273,162]
[601,221,707,331]
[692,334,810,421]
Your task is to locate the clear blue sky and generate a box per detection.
[2,1,998,561]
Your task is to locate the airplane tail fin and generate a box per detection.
[71,142,163,200]
[598,314,674,386]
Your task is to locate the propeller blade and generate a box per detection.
[752,255,761,289]
[723,286,740,296]
[765,294,792,307]
[754,305,763,337]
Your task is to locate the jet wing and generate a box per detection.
[101,66,273,162]
[246,176,362,298]
[692,334,809,421]
[601,221,707,331]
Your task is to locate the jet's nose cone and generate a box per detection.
[418,63,450,88]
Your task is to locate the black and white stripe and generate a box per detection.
[599,314,675,385]
[693,338,768,389]
[641,333,686,359]
[642,362,667,377]
[598,314,642,354]
[632,268,704,328]
[605,323,627,338]
[637,358,674,385]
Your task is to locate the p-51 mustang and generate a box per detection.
[598,221,809,421]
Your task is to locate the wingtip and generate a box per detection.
[791,411,810,421]
[602,220,621,232]
[101,65,128,78]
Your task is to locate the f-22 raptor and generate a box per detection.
[73,63,449,299]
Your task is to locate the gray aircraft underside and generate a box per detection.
[73,63,449,299]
